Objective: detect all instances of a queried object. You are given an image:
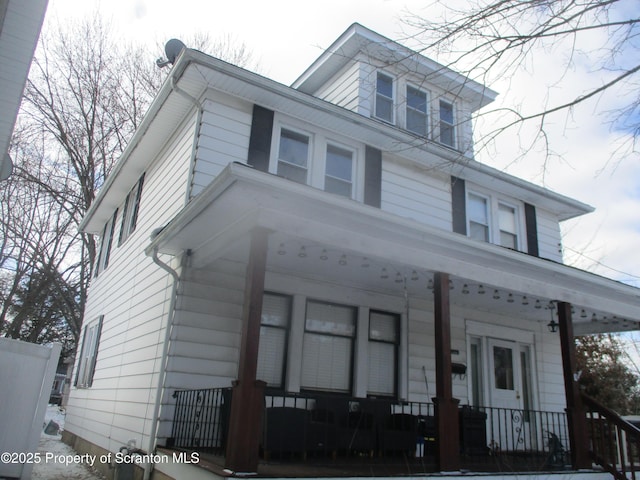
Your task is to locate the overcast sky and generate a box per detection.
[45,0,640,287]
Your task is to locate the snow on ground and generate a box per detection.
[31,405,105,480]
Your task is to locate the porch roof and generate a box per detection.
[145,162,640,335]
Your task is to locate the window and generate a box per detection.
[468,193,490,242]
[325,144,353,198]
[119,173,145,246]
[375,72,394,123]
[498,203,518,249]
[439,100,455,147]
[257,293,291,388]
[469,337,484,408]
[493,345,514,390]
[75,316,103,388]
[406,85,428,135]
[277,128,309,184]
[301,300,356,393]
[95,209,118,276]
[367,311,399,397]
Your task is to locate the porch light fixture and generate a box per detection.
[547,319,559,333]
[298,246,307,258]
[478,284,486,295]
[395,272,404,283]
[534,299,542,309]
[522,296,529,306]
[507,293,514,303]
[380,268,389,279]
[411,270,419,281]
[320,249,328,260]
[427,278,434,290]
[581,309,587,318]
[339,254,347,266]
[493,289,500,300]
[277,243,286,255]
[462,284,470,294]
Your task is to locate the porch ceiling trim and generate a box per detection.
[145,163,640,322]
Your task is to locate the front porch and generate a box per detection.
[165,387,571,475]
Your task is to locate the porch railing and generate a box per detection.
[583,393,640,479]
[167,388,569,472]
[167,387,232,453]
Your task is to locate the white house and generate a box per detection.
[63,23,640,480]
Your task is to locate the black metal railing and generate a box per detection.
[583,393,640,480]
[167,387,569,472]
[168,387,232,453]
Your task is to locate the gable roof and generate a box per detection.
[292,23,497,112]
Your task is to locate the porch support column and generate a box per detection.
[433,272,460,472]
[557,301,590,469]
[225,228,268,473]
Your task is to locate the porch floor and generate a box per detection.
[158,448,573,478]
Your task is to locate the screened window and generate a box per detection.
[325,144,353,198]
[75,316,103,388]
[301,301,356,393]
[375,72,394,123]
[498,203,518,249]
[95,209,118,276]
[406,86,427,135]
[257,293,291,388]
[277,129,309,184]
[119,173,145,246]
[367,311,399,397]
[468,193,490,242]
[439,100,455,147]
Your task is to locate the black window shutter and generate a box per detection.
[364,146,382,208]
[247,105,274,172]
[451,176,467,235]
[524,203,539,257]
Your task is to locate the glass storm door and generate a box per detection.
[487,338,536,452]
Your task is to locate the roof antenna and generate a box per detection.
[156,39,186,68]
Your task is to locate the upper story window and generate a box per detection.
[95,209,118,277]
[325,144,354,198]
[406,85,428,135]
[375,72,394,123]
[468,193,490,242]
[498,203,519,249]
[467,189,524,250]
[439,100,455,147]
[119,173,145,246]
[277,128,310,184]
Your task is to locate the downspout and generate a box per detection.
[143,247,181,480]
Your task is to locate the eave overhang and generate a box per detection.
[145,162,640,333]
[81,48,591,233]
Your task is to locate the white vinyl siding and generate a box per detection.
[191,97,253,197]
[313,62,361,113]
[65,112,195,453]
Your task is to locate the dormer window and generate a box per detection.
[406,85,428,135]
[375,72,394,123]
[277,128,310,184]
[439,100,455,147]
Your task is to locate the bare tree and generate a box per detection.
[1,13,260,357]
[404,0,640,169]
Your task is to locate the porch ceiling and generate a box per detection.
[145,162,640,335]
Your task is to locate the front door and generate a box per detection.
[487,338,537,452]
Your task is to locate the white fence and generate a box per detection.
[0,338,61,480]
